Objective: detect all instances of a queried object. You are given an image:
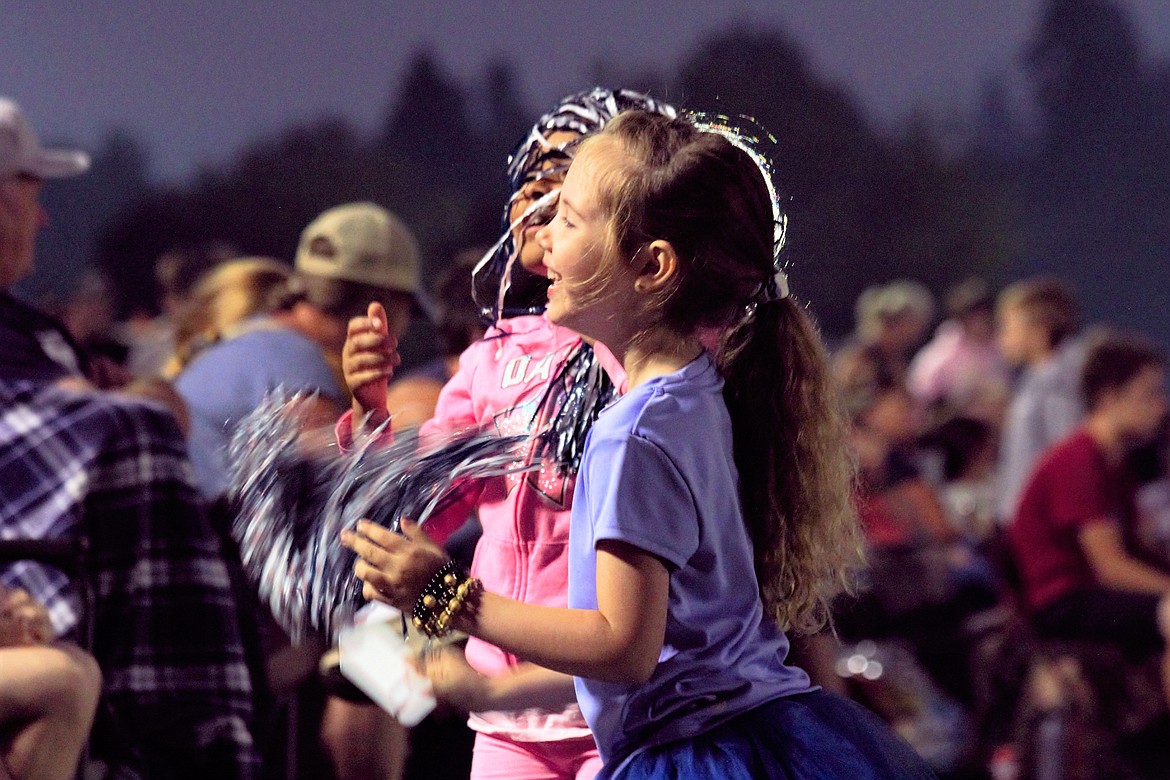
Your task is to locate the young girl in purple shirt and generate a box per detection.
[345,110,936,778]
[339,89,674,780]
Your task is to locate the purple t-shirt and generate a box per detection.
[568,353,811,767]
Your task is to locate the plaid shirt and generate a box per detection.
[0,377,258,779]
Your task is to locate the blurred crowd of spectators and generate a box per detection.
[6,94,1170,779]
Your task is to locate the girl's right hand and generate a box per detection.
[341,519,450,613]
[342,302,401,422]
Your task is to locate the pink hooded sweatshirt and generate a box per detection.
[337,314,624,741]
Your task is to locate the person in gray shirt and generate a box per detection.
[996,277,1085,522]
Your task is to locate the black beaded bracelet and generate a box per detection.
[411,559,481,638]
[412,560,460,617]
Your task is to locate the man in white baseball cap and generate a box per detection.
[0,97,90,376]
[0,97,89,286]
[1,98,261,778]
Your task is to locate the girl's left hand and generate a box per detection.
[341,519,449,613]
[422,645,493,712]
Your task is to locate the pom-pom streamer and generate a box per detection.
[226,391,535,642]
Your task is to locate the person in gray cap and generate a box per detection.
[171,201,422,780]
[174,201,422,500]
[1,97,259,779]
[294,200,422,351]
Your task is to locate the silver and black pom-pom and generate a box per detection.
[226,391,534,643]
[532,342,617,476]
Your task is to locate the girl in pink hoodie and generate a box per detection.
[338,88,675,780]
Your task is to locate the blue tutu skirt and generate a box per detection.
[607,690,937,779]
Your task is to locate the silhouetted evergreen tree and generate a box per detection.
[380,50,478,182]
[481,58,530,155]
[95,52,525,318]
[1017,0,1170,346]
[97,191,199,316]
[469,59,535,241]
[375,49,500,278]
[96,118,378,316]
[674,27,1009,337]
[973,75,1023,165]
[1026,0,1141,159]
[24,130,153,309]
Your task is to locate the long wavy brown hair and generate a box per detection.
[586,110,861,632]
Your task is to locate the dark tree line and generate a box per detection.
[22,0,1170,346]
[1014,0,1170,347]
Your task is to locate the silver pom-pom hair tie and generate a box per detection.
[469,88,680,477]
[690,113,791,308]
[473,188,561,329]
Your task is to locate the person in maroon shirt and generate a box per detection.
[1009,329,1170,707]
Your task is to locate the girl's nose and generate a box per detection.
[536,224,552,251]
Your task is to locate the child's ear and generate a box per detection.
[633,239,680,295]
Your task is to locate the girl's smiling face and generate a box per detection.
[510,129,578,277]
[536,137,639,345]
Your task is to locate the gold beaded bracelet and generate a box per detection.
[411,560,483,638]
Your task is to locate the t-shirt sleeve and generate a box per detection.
[583,433,700,568]
[1047,442,1116,531]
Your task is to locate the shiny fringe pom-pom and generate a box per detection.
[225,391,533,643]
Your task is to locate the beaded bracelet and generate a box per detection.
[411,559,483,638]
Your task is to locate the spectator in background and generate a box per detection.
[163,255,296,379]
[57,270,133,385]
[908,277,1010,426]
[1,99,112,391]
[1,95,258,778]
[122,241,237,377]
[996,276,1085,522]
[837,369,1000,708]
[0,586,101,780]
[921,415,1000,543]
[1008,329,1170,709]
[834,278,934,391]
[174,203,421,501]
[1132,423,1170,568]
[841,368,925,484]
[172,204,423,780]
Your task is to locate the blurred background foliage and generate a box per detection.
[20,0,1170,345]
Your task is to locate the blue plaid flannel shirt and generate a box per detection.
[0,377,258,779]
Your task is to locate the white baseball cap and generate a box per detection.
[0,98,89,179]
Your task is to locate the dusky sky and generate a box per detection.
[6,0,1170,182]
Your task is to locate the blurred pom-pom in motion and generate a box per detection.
[226,390,533,643]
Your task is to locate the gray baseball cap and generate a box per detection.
[295,202,420,295]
